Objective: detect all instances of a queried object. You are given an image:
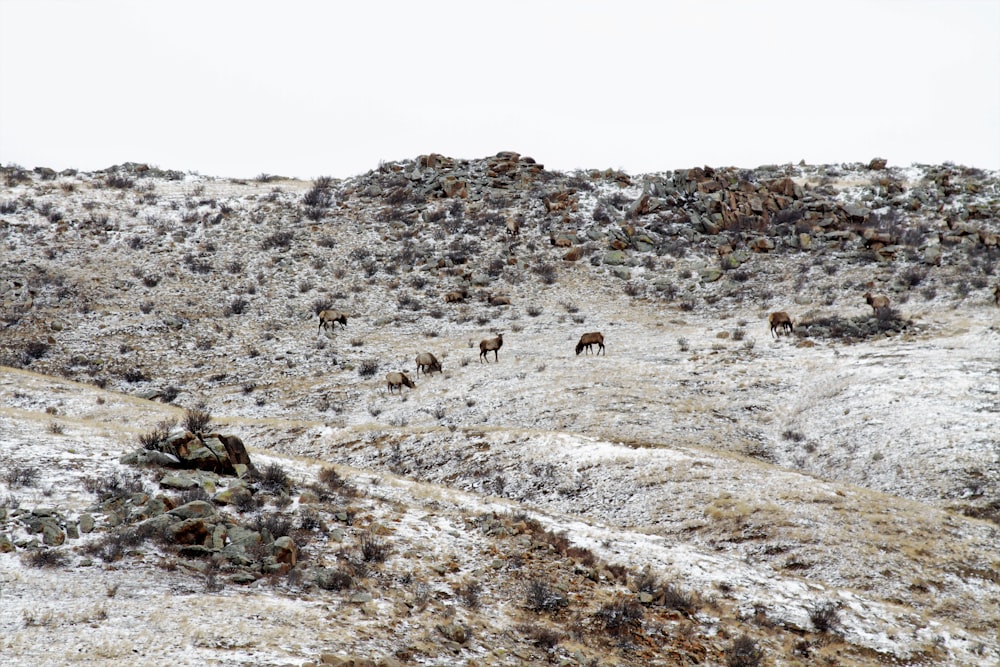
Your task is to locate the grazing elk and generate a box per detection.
[415,352,442,376]
[575,332,605,355]
[489,295,512,307]
[318,309,348,332]
[506,218,520,237]
[479,332,504,363]
[768,311,794,338]
[386,372,416,394]
[444,289,467,303]
[864,292,890,316]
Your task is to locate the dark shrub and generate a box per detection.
[253,512,293,539]
[84,470,145,501]
[138,420,173,450]
[360,532,390,563]
[316,567,354,591]
[518,623,563,650]
[456,580,482,609]
[23,549,70,568]
[595,598,644,637]
[182,405,212,433]
[261,230,294,250]
[727,635,764,667]
[106,174,134,189]
[525,579,568,613]
[122,368,150,383]
[4,464,40,488]
[357,359,379,378]
[259,462,291,495]
[224,296,249,316]
[24,340,50,360]
[809,602,840,633]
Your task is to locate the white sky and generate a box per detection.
[1,0,998,180]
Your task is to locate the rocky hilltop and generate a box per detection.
[1,155,998,666]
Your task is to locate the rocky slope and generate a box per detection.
[1,154,998,666]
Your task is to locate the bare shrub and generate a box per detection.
[809,602,840,633]
[518,623,563,650]
[359,532,390,563]
[24,340,50,360]
[525,579,569,613]
[357,359,379,377]
[595,598,644,637]
[318,467,355,496]
[782,429,805,442]
[23,549,70,568]
[105,174,134,189]
[316,567,354,591]
[138,420,173,450]
[258,462,292,495]
[261,230,294,250]
[182,405,213,433]
[727,635,764,667]
[4,464,40,488]
[223,296,249,316]
[84,470,145,501]
[532,261,558,284]
[661,583,698,615]
[252,512,293,539]
[455,579,482,609]
[122,368,150,383]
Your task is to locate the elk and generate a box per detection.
[489,295,512,307]
[318,309,348,332]
[479,332,503,363]
[506,218,520,237]
[386,372,415,394]
[768,312,794,338]
[864,292,890,316]
[444,290,466,303]
[415,352,442,376]
[575,332,605,355]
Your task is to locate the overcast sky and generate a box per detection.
[1,0,998,180]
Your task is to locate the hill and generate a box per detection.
[1,155,999,666]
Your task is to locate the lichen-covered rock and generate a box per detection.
[168,500,215,520]
[272,535,297,566]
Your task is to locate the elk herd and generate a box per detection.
[320,285,993,397]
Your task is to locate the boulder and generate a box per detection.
[272,536,297,567]
[168,500,216,520]
[868,157,888,170]
[167,518,212,545]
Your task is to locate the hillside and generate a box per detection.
[1,155,999,666]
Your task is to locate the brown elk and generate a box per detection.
[386,372,416,394]
[479,332,504,363]
[768,312,794,338]
[444,289,466,303]
[415,352,442,376]
[489,295,512,307]
[864,292,890,316]
[506,218,520,237]
[575,332,605,355]
[318,309,348,332]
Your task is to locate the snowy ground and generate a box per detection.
[1,161,999,665]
